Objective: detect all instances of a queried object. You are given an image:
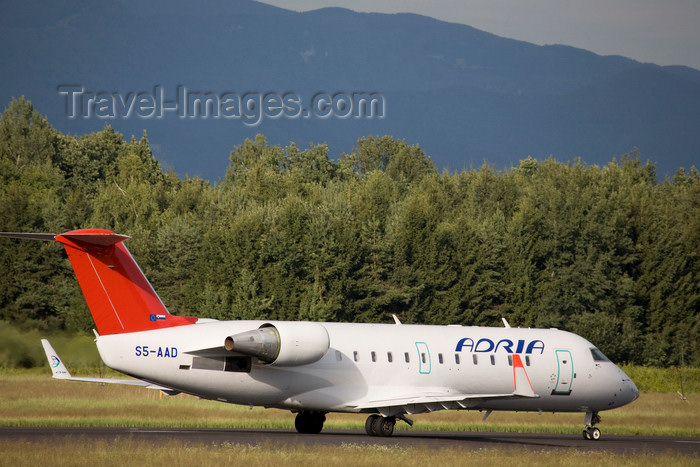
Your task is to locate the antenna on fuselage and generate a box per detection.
[501,317,511,328]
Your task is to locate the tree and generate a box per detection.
[0,97,58,169]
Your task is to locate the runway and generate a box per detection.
[1,427,698,455]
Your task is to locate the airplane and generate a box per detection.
[0,229,639,440]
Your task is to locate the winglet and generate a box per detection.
[41,339,73,379]
[40,338,174,389]
[512,354,537,398]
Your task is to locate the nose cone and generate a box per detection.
[622,375,639,405]
[617,368,639,407]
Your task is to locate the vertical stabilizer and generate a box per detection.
[54,229,197,335]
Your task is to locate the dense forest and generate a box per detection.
[1,98,698,366]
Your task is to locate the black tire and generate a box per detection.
[372,416,395,437]
[310,412,325,434]
[365,414,380,436]
[295,412,310,433]
[295,411,325,434]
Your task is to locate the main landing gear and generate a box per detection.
[582,411,602,440]
[365,414,395,437]
[294,411,326,434]
[364,414,413,437]
[294,411,411,436]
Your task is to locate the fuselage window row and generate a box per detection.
[347,350,533,367]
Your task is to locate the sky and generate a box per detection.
[258,0,700,70]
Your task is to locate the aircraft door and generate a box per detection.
[415,342,431,374]
[552,349,573,395]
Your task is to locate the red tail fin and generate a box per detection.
[55,229,197,335]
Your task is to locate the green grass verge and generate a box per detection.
[2,371,698,465]
[1,439,697,467]
[621,363,699,394]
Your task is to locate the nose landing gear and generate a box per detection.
[582,411,602,440]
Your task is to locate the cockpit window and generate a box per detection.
[590,348,610,362]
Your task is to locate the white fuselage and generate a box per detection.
[95,320,638,416]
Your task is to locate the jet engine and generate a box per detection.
[224,322,330,366]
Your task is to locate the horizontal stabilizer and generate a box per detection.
[0,230,130,247]
[56,230,130,247]
[0,232,56,241]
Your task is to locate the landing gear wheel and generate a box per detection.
[294,411,326,434]
[365,414,380,436]
[582,411,602,441]
[365,415,396,437]
[371,416,395,437]
[583,426,601,440]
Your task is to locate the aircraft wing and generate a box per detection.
[352,388,537,414]
[40,339,176,392]
[352,354,538,414]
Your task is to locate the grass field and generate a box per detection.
[0,372,698,436]
[0,439,697,467]
[1,371,698,465]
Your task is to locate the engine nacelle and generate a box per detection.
[224,321,330,366]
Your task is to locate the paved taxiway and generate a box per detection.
[1,427,698,454]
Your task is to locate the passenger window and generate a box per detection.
[335,350,342,361]
[387,352,393,363]
[438,353,444,364]
[421,353,427,364]
[507,355,513,366]
[353,351,359,362]
[490,355,495,365]
[525,356,531,366]
[472,354,478,365]
[455,354,460,364]
[371,351,377,362]
[404,352,410,363]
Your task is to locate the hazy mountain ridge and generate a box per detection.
[1,0,697,178]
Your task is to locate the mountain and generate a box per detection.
[1,0,698,179]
